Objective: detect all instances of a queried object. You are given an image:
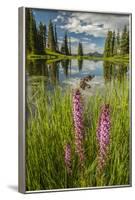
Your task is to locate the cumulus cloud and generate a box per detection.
[53,15,65,23]
[71,41,103,54]
[70,37,80,43]
[59,12,130,37]
[55,11,130,54]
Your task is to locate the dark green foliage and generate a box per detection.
[48,20,56,52]
[61,32,69,55]
[104,26,129,57]
[120,25,129,55]
[111,31,116,56]
[61,59,70,77]
[64,33,69,55]
[54,24,59,52]
[103,61,128,83]
[104,31,113,57]
[78,42,83,56]
[78,59,83,71]
[26,9,46,55]
[37,22,45,54]
[26,8,38,54]
[60,43,65,54]
[42,24,47,49]
[116,30,121,54]
[69,37,72,55]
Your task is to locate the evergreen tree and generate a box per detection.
[69,37,72,55]
[64,32,69,55]
[78,42,83,56]
[120,25,129,55]
[37,22,45,54]
[54,24,58,51]
[126,30,129,54]
[116,30,121,55]
[60,43,65,54]
[42,24,47,49]
[26,8,38,54]
[104,26,129,57]
[60,32,69,55]
[48,20,56,52]
[111,31,116,56]
[104,31,113,57]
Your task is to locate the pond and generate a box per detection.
[26,59,128,97]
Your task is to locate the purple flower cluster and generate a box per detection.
[72,89,84,165]
[64,89,111,175]
[64,144,72,175]
[97,104,111,171]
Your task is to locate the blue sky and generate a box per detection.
[32,9,129,54]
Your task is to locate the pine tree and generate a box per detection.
[126,30,129,54]
[104,31,113,57]
[54,24,58,51]
[78,42,83,56]
[111,31,116,56]
[60,32,69,55]
[37,22,45,54]
[26,8,38,54]
[64,32,69,55]
[48,20,56,52]
[120,25,129,55]
[69,37,72,55]
[60,43,65,54]
[42,24,47,49]
[104,26,129,57]
[116,30,120,55]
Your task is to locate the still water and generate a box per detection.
[26,59,128,96]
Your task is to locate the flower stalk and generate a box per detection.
[72,89,84,166]
[97,104,111,172]
[64,144,72,175]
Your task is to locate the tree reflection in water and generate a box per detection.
[103,61,128,83]
[26,59,129,92]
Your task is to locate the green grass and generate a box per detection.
[27,48,129,64]
[103,54,129,64]
[26,77,130,191]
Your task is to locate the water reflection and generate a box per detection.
[78,59,83,71]
[48,62,59,85]
[26,59,49,77]
[103,61,128,83]
[26,59,128,91]
[61,59,70,78]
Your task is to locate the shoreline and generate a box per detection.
[27,54,129,64]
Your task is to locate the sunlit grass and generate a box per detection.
[26,77,130,191]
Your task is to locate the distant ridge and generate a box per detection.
[85,51,103,57]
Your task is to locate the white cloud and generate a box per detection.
[53,15,64,23]
[71,41,103,54]
[60,12,129,37]
[56,12,129,54]
[70,37,80,43]
[83,43,103,54]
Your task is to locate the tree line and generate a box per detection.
[26,9,84,56]
[104,26,129,57]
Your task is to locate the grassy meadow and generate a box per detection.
[26,76,130,191]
